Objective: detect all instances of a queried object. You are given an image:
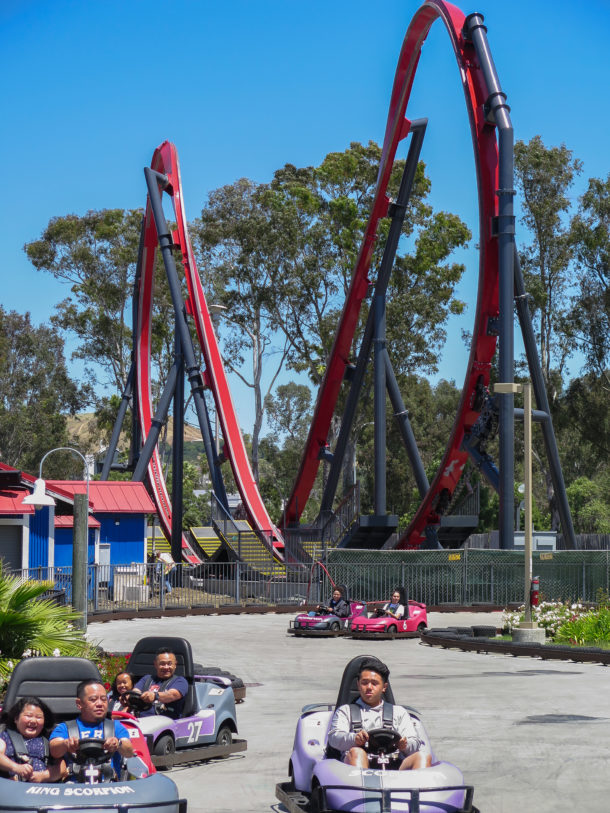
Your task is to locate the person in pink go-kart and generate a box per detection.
[379,589,405,620]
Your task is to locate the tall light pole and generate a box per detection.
[23,447,90,630]
[494,382,544,643]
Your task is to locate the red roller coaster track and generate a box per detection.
[137,143,283,563]
[283,0,500,549]
[137,0,501,558]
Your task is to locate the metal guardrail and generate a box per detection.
[11,549,610,617]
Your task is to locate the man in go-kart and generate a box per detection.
[328,658,431,771]
[131,647,188,719]
[50,679,134,779]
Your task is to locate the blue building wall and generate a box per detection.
[29,507,50,569]
[54,528,96,567]
[98,515,146,565]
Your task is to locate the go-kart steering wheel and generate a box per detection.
[123,689,153,711]
[74,738,111,765]
[365,728,402,754]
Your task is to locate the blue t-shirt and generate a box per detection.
[134,674,188,718]
[0,731,48,774]
[50,717,129,776]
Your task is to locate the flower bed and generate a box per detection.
[501,600,587,637]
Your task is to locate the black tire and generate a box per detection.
[329,621,340,632]
[387,624,397,634]
[310,784,324,813]
[417,622,427,633]
[153,734,175,757]
[454,626,474,635]
[216,724,233,748]
[472,625,497,638]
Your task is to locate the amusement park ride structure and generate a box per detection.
[102,0,575,565]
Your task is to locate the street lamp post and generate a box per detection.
[23,447,90,631]
[494,382,545,643]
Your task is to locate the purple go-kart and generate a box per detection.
[288,583,365,636]
[276,655,479,813]
[124,636,246,768]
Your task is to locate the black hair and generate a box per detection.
[110,671,136,696]
[1,696,55,735]
[357,658,390,683]
[76,678,107,700]
[154,647,176,659]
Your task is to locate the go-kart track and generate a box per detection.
[88,612,610,813]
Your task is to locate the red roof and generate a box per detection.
[46,481,156,514]
[55,515,101,528]
[0,489,35,515]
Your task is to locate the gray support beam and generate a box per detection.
[132,363,179,482]
[384,352,441,549]
[513,248,576,548]
[465,14,515,549]
[384,353,428,498]
[319,120,427,514]
[144,167,228,511]
[100,364,134,480]
[373,293,387,514]
[171,331,185,564]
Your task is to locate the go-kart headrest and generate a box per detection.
[3,657,102,721]
[128,636,194,681]
[335,655,395,708]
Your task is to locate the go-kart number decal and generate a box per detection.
[348,769,385,777]
[187,720,203,743]
[209,687,225,695]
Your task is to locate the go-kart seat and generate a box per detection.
[334,655,396,708]
[3,657,102,721]
[128,636,196,718]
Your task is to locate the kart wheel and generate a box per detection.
[216,724,233,748]
[153,734,175,757]
[417,622,427,632]
[310,784,324,813]
[388,624,397,634]
[329,621,340,632]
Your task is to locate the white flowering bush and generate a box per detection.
[502,600,587,638]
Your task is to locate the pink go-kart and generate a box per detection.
[348,588,427,638]
[289,584,366,636]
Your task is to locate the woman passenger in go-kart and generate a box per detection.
[0,696,67,782]
[379,589,405,620]
[328,658,431,771]
[315,587,350,618]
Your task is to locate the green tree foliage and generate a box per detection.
[569,174,610,379]
[514,136,582,398]
[566,476,610,534]
[195,141,469,498]
[0,565,89,669]
[24,209,177,437]
[0,307,84,474]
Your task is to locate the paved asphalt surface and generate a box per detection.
[88,610,610,813]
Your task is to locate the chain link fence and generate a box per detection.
[12,548,610,617]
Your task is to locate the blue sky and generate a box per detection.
[2,0,609,432]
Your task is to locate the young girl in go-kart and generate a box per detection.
[108,671,137,713]
[0,696,66,782]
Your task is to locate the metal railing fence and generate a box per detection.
[10,548,610,617]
